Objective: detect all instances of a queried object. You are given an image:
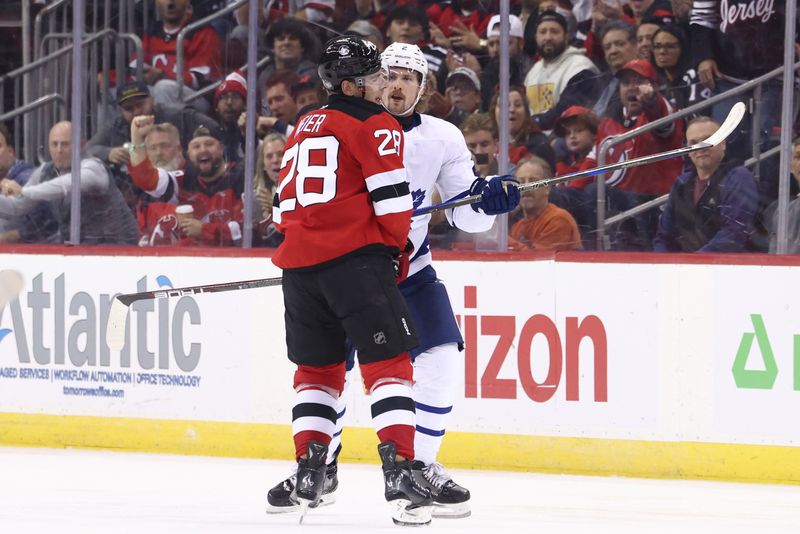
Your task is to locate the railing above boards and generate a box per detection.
[0,94,65,123]
[175,0,249,97]
[0,29,144,84]
[595,60,800,250]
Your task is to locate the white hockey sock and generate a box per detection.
[412,343,461,465]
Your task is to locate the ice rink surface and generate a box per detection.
[1,446,798,534]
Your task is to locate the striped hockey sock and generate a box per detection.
[361,354,416,460]
[292,386,338,460]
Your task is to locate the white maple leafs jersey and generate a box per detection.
[405,114,496,277]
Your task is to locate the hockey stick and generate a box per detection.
[413,101,746,217]
[105,276,282,351]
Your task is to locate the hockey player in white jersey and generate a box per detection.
[266,42,519,519]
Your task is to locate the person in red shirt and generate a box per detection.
[426,0,492,49]
[127,119,243,247]
[550,105,600,244]
[131,0,222,113]
[270,35,432,526]
[595,58,684,249]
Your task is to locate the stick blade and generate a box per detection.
[106,297,129,351]
[0,270,24,308]
[706,101,746,147]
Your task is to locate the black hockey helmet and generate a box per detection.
[318,35,382,93]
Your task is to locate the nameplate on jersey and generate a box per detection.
[295,114,328,135]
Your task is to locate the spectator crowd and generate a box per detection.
[2,0,799,253]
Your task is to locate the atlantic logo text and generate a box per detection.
[0,274,202,372]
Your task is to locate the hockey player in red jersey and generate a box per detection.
[270,35,432,526]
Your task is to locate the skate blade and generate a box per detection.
[266,492,336,515]
[389,499,432,527]
[298,500,310,524]
[432,501,471,519]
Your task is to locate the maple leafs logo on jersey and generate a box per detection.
[411,189,425,210]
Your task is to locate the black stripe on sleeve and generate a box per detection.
[370,181,410,203]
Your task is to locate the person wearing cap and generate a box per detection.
[213,70,247,163]
[427,67,481,127]
[523,0,585,60]
[595,57,684,249]
[549,105,601,243]
[345,20,385,51]
[290,74,324,116]
[127,115,244,247]
[87,80,219,165]
[0,121,138,245]
[524,10,600,132]
[445,67,481,114]
[86,80,219,207]
[479,14,530,110]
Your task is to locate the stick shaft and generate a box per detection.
[412,143,708,216]
[116,276,283,306]
[413,101,746,217]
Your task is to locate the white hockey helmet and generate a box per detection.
[381,42,428,116]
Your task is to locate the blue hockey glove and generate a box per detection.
[469,175,520,215]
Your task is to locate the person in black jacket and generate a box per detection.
[654,116,758,252]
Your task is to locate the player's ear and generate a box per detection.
[340,79,357,97]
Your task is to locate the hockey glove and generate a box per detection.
[392,239,414,284]
[469,175,521,215]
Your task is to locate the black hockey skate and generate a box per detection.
[294,441,329,523]
[378,442,433,526]
[265,449,338,515]
[417,462,471,519]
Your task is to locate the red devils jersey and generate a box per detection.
[133,19,222,88]
[272,95,411,270]
[556,146,597,190]
[426,4,491,38]
[129,159,244,246]
[596,97,684,196]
